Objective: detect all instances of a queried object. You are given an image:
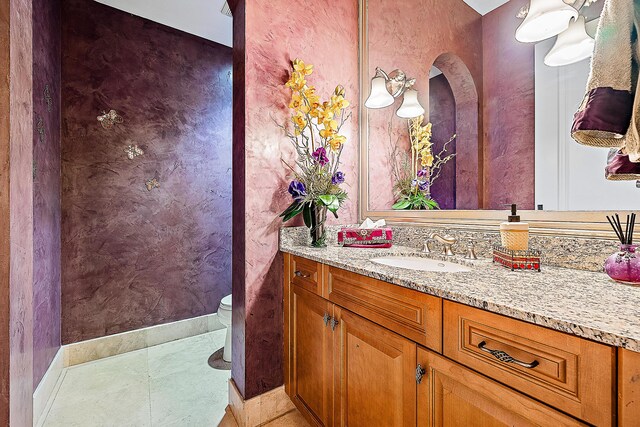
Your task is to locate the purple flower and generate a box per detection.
[288,180,306,202]
[411,179,418,188]
[418,180,429,191]
[312,147,329,166]
[417,169,427,178]
[332,171,345,185]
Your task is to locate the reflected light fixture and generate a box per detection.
[544,16,595,66]
[364,67,425,118]
[515,0,578,43]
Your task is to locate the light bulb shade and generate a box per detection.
[516,0,578,43]
[365,76,395,109]
[544,16,595,66]
[396,90,425,119]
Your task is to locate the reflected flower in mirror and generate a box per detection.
[390,115,456,210]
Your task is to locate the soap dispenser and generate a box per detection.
[500,204,529,251]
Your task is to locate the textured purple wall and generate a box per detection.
[32,0,62,388]
[61,0,233,343]
[482,1,535,209]
[231,0,360,399]
[429,74,457,210]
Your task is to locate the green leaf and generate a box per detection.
[319,195,340,214]
[302,203,313,228]
[279,201,301,219]
[282,205,304,222]
[392,200,411,210]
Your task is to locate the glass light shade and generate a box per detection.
[396,90,425,119]
[364,76,395,109]
[516,0,578,43]
[544,16,595,66]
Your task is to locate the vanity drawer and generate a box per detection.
[288,254,323,296]
[443,301,615,427]
[324,266,442,351]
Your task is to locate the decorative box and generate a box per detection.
[338,227,393,248]
[492,244,541,272]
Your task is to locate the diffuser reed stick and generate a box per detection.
[607,213,637,245]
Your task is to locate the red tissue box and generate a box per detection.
[337,227,393,248]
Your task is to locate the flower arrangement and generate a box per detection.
[278,59,351,247]
[390,115,456,210]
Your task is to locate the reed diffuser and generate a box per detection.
[604,213,640,286]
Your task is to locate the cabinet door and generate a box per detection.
[333,307,417,426]
[417,348,586,427]
[287,283,334,426]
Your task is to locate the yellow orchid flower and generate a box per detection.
[331,94,350,110]
[317,107,334,123]
[328,135,346,152]
[421,152,434,167]
[285,71,306,91]
[292,112,307,134]
[293,59,313,76]
[289,93,303,110]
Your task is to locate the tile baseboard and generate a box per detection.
[63,312,225,367]
[33,347,65,426]
[228,379,295,427]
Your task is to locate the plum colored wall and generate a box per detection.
[32,0,62,388]
[429,74,457,210]
[366,0,483,210]
[61,0,233,343]
[231,0,360,399]
[0,0,35,423]
[482,0,535,209]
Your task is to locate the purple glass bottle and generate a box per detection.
[604,244,640,286]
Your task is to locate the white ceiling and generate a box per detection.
[463,0,510,15]
[94,0,233,47]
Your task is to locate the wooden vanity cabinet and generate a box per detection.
[284,253,626,426]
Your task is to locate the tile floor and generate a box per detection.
[219,408,309,427]
[39,330,231,427]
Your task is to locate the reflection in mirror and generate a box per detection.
[363,0,638,213]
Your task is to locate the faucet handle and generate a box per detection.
[465,240,478,260]
[423,238,433,254]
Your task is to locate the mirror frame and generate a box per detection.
[358,0,629,239]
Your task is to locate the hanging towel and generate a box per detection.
[572,0,637,148]
[605,148,640,180]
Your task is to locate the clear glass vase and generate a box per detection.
[309,203,327,248]
[604,244,640,286]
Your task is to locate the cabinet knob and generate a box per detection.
[416,364,427,384]
[478,341,539,369]
[330,318,339,331]
[323,313,331,326]
[294,270,311,278]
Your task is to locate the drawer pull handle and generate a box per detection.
[294,270,311,278]
[478,341,539,369]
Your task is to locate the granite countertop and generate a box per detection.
[280,234,640,352]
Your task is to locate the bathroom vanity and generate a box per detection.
[281,234,640,426]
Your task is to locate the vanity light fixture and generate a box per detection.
[364,67,425,118]
[544,16,595,66]
[515,0,579,43]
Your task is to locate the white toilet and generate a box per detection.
[217,294,232,362]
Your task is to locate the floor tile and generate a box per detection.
[43,349,151,427]
[42,331,231,427]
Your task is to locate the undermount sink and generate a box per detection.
[370,256,472,273]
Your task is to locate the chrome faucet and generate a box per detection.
[430,232,457,256]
